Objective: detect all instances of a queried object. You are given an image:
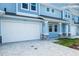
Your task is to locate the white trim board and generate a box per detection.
[44,17,69,23]
[2,15,43,22]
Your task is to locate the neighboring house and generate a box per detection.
[0,3,79,43]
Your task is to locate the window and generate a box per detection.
[68,15,70,18]
[31,3,37,11]
[49,25,52,32]
[51,9,54,13]
[22,3,29,9]
[72,18,74,20]
[54,25,58,32]
[78,17,79,22]
[78,17,79,20]
[65,14,67,18]
[47,8,50,12]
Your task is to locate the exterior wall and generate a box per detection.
[17,3,39,15]
[48,23,60,39]
[62,24,66,33]
[0,3,16,13]
[0,3,39,15]
[73,15,79,23]
[76,26,79,35]
[39,4,62,18]
[70,24,77,36]
[0,3,79,40]
[63,9,72,21]
[62,23,70,33]
[1,15,42,43]
[0,17,1,36]
[48,32,59,39]
[0,16,2,43]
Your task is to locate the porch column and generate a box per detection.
[59,23,62,36]
[66,24,69,36]
[42,21,49,40]
[43,21,49,35]
[69,24,71,36]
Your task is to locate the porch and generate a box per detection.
[48,22,70,39]
[41,17,70,40]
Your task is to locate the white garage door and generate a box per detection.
[1,19,42,43]
[70,25,77,36]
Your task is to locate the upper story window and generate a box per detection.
[51,9,54,13]
[47,8,50,12]
[22,3,29,10]
[68,15,70,18]
[72,17,74,20]
[65,14,67,18]
[78,17,79,22]
[30,3,37,11]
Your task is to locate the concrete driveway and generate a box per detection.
[0,40,79,56]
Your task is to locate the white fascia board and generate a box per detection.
[0,10,5,16]
[2,15,43,22]
[43,17,69,23]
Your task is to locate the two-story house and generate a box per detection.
[0,3,79,43]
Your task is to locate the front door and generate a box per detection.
[48,24,59,39]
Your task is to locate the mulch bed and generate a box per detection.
[69,44,79,50]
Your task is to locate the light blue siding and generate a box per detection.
[40,4,62,18]
[63,9,72,20]
[0,3,39,15]
[73,15,79,23]
[48,32,59,39]
[0,3,16,13]
[48,24,60,39]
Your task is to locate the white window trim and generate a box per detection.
[49,24,58,32]
[16,3,39,17]
[38,3,40,15]
[30,3,37,12]
[21,3,29,11]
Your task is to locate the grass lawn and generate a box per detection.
[55,38,79,47]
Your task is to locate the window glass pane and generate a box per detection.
[31,3,36,11]
[72,18,74,20]
[52,9,54,13]
[78,17,79,22]
[47,8,50,12]
[54,25,57,32]
[31,6,36,10]
[68,15,70,18]
[65,14,67,18]
[49,25,52,32]
[22,3,28,9]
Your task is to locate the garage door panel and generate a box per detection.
[70,25,77,36]
[1,20,42,43]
